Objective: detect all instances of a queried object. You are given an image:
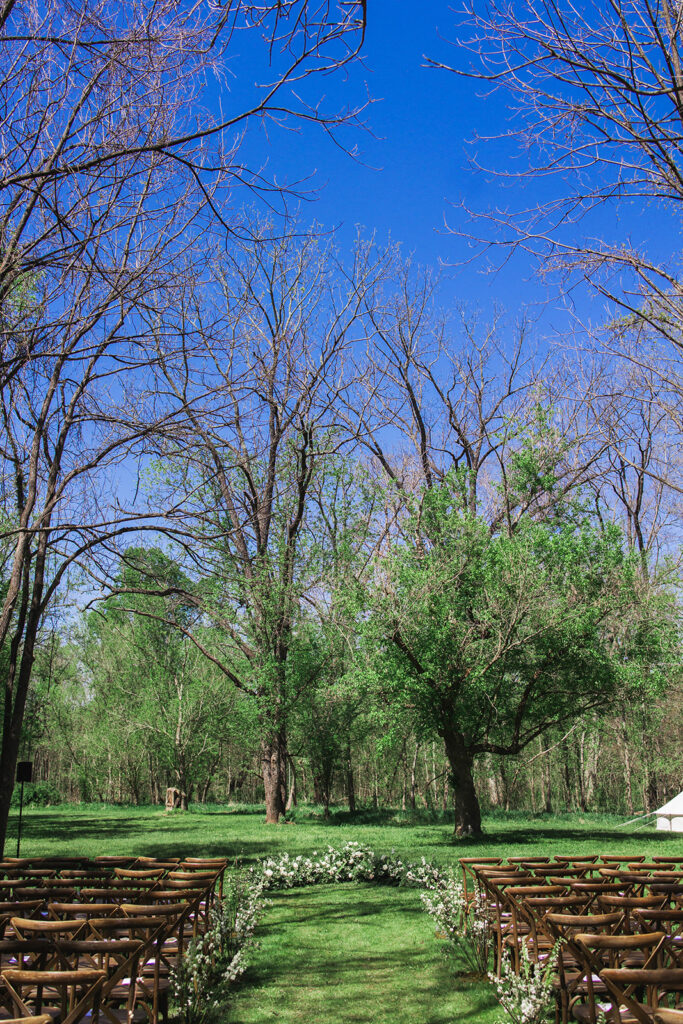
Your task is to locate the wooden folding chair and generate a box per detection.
[570,932,666,1023]
[601,968,683,1024]
[601,857,647,865]
[133,860,179,868]
[47,904,121,923]
[148,885,209,935]
[113,871,164,883]
[459,858,502,917]
[634,910,683,965]
[523,894,589,968]
[545,913,624,1024]
[569,882,624,911]
[1,967,107,1024]
[10,918,88,944]
[12,888,77,904]
[79,889,136,906]
[598,896,668,934]
[537,866,589,879]
[477,874,542,976]
[88,915,175,1024]
[59,936,145,1024]
[501,885,567,971]
[0,938,63,978]
[0,903,45,941]
[508,856,551,864]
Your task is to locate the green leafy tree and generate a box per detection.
[82,548,243,807]
[369,469,676,837]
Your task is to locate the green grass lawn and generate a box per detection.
[10,803,683,864]
[7,803,683,1023]
[227,883,500,1024]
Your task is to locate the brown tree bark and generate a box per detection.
[409,743,419,811]
[0,538,47,856]
[262,733,287,824]
[285,757,297,812]
[442,726,482,838]
[345,743,356,814]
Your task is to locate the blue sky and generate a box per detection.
[213,0,675,349]
[215,2,572,334]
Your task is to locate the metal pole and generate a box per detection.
[16,780,24,857]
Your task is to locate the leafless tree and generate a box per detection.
[124,221,388,823]
[427,0,683,353]
[584,365,682,564]
[0,0,368,851]
[354,258,593,518]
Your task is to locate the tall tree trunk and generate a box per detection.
[410,742,419,810]
[431,742,438,804]
[262,733,287,824]
[422,747,432,808]
[561,740,572,810]
[578,727,600,812]
[0,545,47,857]
[148,754,160,805]
[541,734,552,813]
[618,721,634,815]
[485,755,499,809]
[345,742,356,814]
[499,760,511,813]
[285,757,296,812]
[441,727,482,838]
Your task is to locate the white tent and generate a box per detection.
[656,792,683,832]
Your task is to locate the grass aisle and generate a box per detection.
[227,883,499,1024]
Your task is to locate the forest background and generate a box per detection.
[2,0,683,853]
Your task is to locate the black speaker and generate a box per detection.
[16,762,32,783]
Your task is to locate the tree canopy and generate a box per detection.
[368,470,676,835]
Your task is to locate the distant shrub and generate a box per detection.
[11,782,61,807]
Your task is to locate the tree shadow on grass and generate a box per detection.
[450,825,671,848]
[8,813,274,863]
[232,940,498,1024]
[259,888,424,934]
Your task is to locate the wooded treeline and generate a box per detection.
[19,679,683,822]
[2,0,683,849]
[6,238,682,835]
[4,217,682,840]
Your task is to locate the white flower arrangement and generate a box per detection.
[170,841,554,1024]
[171,873,268,1024]
[253,841,419,891]
[488,941,560,1024]
[420,872,492,975]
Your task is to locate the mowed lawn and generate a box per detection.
[7,805,683,1024]
[227,883,500,1024]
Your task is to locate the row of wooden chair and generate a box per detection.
[0,856,228,1024]
[464,856,683,1024]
